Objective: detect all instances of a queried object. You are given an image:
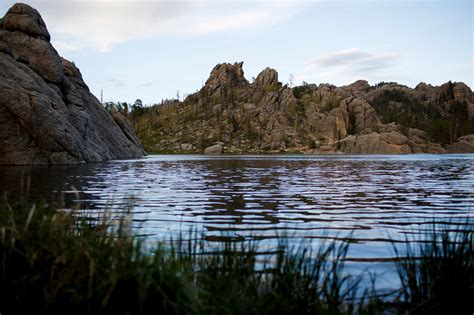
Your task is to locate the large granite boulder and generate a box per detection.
[0,3,145,165]
[204,144,223,155]
[338,131,412,154]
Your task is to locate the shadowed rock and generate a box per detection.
[0,3,145,165]
[0,3,50,41]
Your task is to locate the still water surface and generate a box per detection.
[1,154,473,289]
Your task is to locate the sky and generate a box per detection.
[0,0,472,105]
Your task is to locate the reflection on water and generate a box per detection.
[1,154,473,287]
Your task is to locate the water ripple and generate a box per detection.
[1,154,473,264]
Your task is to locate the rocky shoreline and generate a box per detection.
[133,62,473,155]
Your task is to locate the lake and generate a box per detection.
[1,154,473,291]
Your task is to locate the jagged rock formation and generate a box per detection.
[134,61,473,154]
[0,4,145,164]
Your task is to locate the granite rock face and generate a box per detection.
[136,60,473,154]
[203,62,249,103]
[255,67,279,87]
[338,132,412,154]
[0,3,145,165]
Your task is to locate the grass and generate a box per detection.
[0,195,472,314]
[392,225,473,314]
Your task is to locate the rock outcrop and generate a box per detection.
[202,62,249,103]
[133,60,473,154]
[0,3,145,164]
[406,129,446,154]
[339,132,411,154]
[255,67,279,87]
[204,144,223,155]
[444,135,474,153]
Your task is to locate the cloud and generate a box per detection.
[298,48,403,85]
[5,0,302,52]
[139,82,153,88]
[105,78,127,87]
[51,40,82,53]
[308,48,373,68]
[307,48,399,72]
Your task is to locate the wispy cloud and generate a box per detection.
[105,78,127,87]
[139,82,153,88]
[51,40,82,53]
[307,48,399,72]
[298,48,403,85]
[4,0,302,52]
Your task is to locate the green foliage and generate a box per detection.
[279,128,287,144]
[438,81,455,103]
[298,93,321,112]
[263,84,280,93]
[0,196,372,314]
[421,119,452,144]
[373,81,397,88]
[399,124,409,137]
[0,196,472,314]
[0,197,197,314]
[182,104,199,122]
[104,101,129,115]
[371,88,474,144]
[128,79,472,152]
[324,95,340,112]
[306,138,318,149]
[131,99,186,152]
[129,99,145,124]
[284,101,300,123]
[293,84,313,99]
[244,119,261,143]
[393,225,473,314]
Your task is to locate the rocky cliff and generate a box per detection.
[0,4,145,165]
[134,62,474,154]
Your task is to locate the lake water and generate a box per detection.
[1,154,473,291]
